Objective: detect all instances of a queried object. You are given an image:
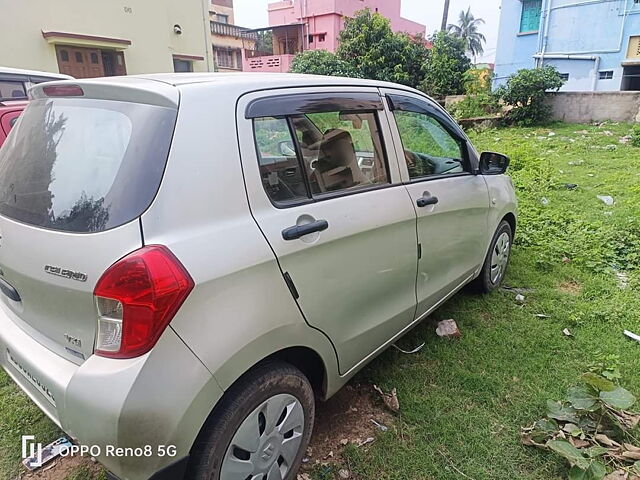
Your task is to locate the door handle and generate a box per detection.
[282,220,329,240]
[416,195,439,207]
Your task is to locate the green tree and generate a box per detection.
[495,65,566,125]
[290,49,360,77]
[336,9,429,86]
[420,31,472,98]
[448,8,486,62]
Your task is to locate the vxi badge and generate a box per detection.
[44,265,87,283]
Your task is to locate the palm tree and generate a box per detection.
[440,0,451,31]
[448,7,486,63]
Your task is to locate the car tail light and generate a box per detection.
[93,245,194,359]
[42,85,84,97]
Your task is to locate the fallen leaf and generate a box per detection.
[563,328,573,337]
[595,434,621,448]
[338,469,350,479]
[569,437,590,449]
[604,470,628,480]
[373,385,400,412]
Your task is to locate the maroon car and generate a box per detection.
[0,100,28,147]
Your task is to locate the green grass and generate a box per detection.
[0,122,638,479]
[343,122,640,479]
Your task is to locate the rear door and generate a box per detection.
[237,88,418,374]
[0,84,177,363]
[382,89,490,318]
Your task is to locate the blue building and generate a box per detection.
[494,0,640,91]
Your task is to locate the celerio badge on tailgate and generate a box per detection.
[44,265,87,283]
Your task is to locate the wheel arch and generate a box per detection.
[502,212,516,237]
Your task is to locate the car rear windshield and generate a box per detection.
[0,97,176,233]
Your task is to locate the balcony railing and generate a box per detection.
[210,21,255,39]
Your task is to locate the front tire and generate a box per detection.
[471,220,512,293]
[187,362,315,480]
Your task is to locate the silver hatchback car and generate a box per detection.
[0,74,516,480]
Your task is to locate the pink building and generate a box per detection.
[242,0,426,72]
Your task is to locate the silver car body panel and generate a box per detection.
[0,73,517,480]
[236,87,418,374]
[380,88,492,316]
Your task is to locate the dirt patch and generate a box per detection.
[557,280,582,296]
[300,383,394,473]
[17,455,102,480]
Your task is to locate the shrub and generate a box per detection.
[450,93,500,120]
[631,125,640,147]
[289,50,360,78]
[495,66,565,126]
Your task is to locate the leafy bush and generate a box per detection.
[463,67,493,94]
[631,125,640,147]
[450,93,500,120]
[522,371,640,480]
[420,31,471,98]
[290,50,360,78]
[495,66,565,126]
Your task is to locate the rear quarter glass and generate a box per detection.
[0,97,177,233]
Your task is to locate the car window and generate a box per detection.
[253,108,389,205]
[0,98,176,233]
[291,111,388,195]
[0,81,27,100]
[394,110,469,179]
[253,117,309,204]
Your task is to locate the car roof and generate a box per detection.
[29,73,432,110]
[136,72,421,93]
[0,66,73,80]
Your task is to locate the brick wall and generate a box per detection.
[545,92,640,123]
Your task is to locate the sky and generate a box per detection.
[234,0,502,63]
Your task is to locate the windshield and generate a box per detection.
[0,97,176,233]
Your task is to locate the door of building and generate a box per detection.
[55,46,126,78]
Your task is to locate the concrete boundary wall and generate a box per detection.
[545,92,640,123]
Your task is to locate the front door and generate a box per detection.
[56,46,104,78]
[237,88,418,374]
[382,90,490,318]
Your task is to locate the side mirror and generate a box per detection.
[278,140,296,157]
[479,152,510,175]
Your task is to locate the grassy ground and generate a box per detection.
[0,122,638,479]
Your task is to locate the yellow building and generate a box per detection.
[209,0,255,72]
[0,0,214,78]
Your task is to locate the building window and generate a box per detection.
[559,73,569,81]
[173,58,193,73]
[318,33,326,42]
[599,70,614,80]
[308,35,314,43]
[520,0,542,33]
[215,48,240,69]
[75,51,84,63]
[216,14,229,23]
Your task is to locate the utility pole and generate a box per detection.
[440,0,451,31]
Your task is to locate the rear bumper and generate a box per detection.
[0,301,223,480]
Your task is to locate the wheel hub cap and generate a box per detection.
[221,393,305,480]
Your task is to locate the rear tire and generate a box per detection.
[470,220,512,294]
[186,361,315,480]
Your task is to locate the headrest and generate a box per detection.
[316,129,356,172]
